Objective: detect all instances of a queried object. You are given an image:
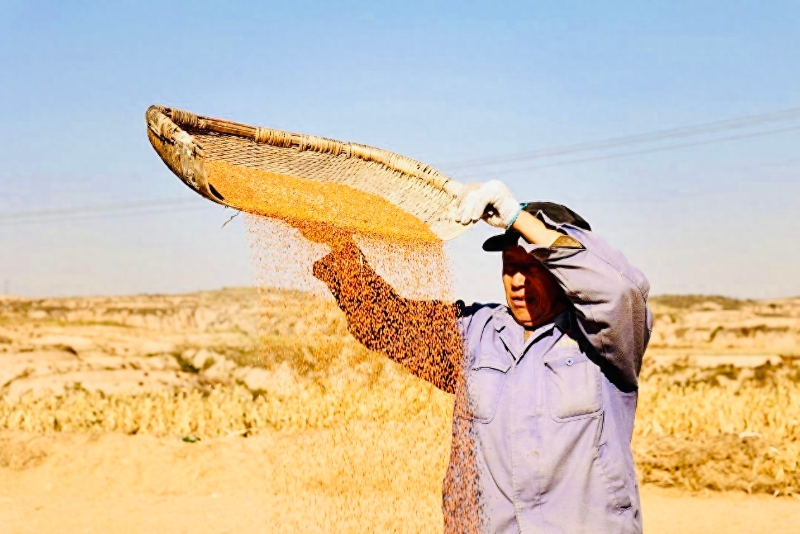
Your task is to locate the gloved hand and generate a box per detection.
[455,180,522,229]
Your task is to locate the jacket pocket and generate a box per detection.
[596,441,634,511]
[543,348,603,421]
[464,353,511,423]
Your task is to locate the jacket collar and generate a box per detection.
[490,306,570,358]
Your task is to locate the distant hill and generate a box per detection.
[648,294,800,355]
[2,288,798,366]
[650,294,750,310]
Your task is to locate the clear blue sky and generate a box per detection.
[1,0,798,301]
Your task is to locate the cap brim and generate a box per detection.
[482,231,520,252]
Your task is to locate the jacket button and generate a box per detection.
[566,358,574,366]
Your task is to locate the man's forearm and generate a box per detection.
[510,210,563,246]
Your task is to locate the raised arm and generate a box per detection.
[456,181,652,391]
[512,210,652,391]
[309,235,463,394]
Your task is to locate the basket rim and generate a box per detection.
[145,104,459,197]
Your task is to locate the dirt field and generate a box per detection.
[1,290,799,532]
[1,430,798,534]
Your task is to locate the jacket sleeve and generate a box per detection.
[311,241,464,394]
[522,212,653,391]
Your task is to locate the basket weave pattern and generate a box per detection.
[146,105,469,240]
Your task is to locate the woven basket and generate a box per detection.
[145,105,471,241]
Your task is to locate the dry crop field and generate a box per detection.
[1,289,799,531]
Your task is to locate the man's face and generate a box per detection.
[501,246,568,328]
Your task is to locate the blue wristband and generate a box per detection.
[505,203,526,230]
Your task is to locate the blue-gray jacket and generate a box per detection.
[312,213,652,534]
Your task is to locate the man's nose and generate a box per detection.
[511,271,527,288]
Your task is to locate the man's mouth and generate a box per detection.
[510,295,527,307]
[510,293,539,308]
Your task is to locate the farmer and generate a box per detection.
[306,180,652,533]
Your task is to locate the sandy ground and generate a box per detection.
[1,431,797,534]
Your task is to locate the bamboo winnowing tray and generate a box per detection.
[145,105,473,241]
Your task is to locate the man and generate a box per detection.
[307,180,652,533]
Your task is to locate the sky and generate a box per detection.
[0,0,798,302]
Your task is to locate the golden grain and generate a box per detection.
[205,160,438,243]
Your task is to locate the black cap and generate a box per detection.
[482,201,591,252]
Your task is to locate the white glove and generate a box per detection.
[455,180,522,229]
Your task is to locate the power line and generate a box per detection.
[0,204,215,227]
[455,124,800,179]
[437,106,800,170]
[0,197,197,221]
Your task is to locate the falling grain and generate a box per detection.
[213,154,483,531]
